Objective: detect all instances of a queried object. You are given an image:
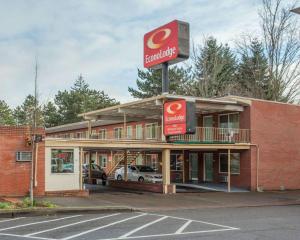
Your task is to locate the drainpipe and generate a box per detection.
[250,144,260,192]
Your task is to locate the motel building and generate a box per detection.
[40,94,300,195]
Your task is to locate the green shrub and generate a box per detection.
[0,202,13,209]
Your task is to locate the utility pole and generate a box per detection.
[30,59,38,206]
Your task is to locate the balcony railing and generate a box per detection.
[49,126,250,144]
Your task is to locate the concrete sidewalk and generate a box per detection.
[39,190,300,212]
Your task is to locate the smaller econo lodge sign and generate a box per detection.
[163,100,196,136]
[143,20,189,68]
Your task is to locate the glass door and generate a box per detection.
[204,153,213,182]
[189,153,198,181]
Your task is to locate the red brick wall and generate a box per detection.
[0,126,45,196]
[250,100,300,190]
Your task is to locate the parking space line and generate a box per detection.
[148,213,239,230]
[100,228,238,240]
[25,213,120,237]
[0,217,26,223]
[174,220,192,234]
[0,232,55,240]
[119,216,168,238]
[62,213,147,240]
[0,215,81,232]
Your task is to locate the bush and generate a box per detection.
[0,202,13,209]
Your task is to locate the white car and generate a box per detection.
[115,165,163,183]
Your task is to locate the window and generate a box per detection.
[219,153,240,174]
[170,154,183,171]
[16,151,32,162]
[136,124,143,139]
[219,113,239,129]
[145,154,159,171]
[76,132,84,138]
[99,129,107,139]
[99,154,107,168]
[145,123,158,139]
[127,126,133,139]
[51,149,74,173]
[114,127,123,139]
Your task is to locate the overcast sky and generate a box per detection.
[0,0,270,107]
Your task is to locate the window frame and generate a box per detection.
[16,151,32,162]
[51,149,75,174]
[114,127,123,139]
[145,122,158,139]
[98,129,107,140]
[126,125,133,139]
[170,153,184,171]
[218,113,240,129]
[219,153,240,175]
[135,124,143,140]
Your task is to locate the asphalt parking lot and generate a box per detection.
[0,205,299,240]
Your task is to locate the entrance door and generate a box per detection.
[204,153,213,182]
[203,116,213,141]
[189,153,198,181]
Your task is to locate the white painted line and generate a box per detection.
[147,213,239,230]
[25,213,120,237]
[62,213,147,240]
[175,220,192,234]
[0,215,81,232]
[0,217,26,223]
[119,216,168,238]
[0,232,55,240]
[99,228,238,240]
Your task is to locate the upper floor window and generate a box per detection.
[127,126,133,139]
[136,124,143,139]
[219,113,239,129]
[114,127,123,139]
[145,123,158,139]
[16,151,32,162]
[99,129,107,139]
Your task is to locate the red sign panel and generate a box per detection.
[164,100,186,136]
[144,20,179,68]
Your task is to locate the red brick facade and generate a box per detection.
[0,126,45,196]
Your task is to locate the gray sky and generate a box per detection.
[0,0,265,107]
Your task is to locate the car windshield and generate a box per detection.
[137,166,155,172]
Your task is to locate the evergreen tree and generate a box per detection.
[0,100,15,125]
[43,102,61,128]
[128,66,193,98]
[13,95,43,126]
[237,39,269,99]
[192,37,237,97]
[54,75,119,124]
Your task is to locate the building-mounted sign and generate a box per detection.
[163,100,196,136]
[144,20,189,68]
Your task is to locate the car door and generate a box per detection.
[129,166,138,181]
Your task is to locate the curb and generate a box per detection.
[0,206,136,218]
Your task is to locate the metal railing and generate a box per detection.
[49,126,250,144]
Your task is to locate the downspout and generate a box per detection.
[250,144,260,192]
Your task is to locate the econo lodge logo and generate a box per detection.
[144,20,179,68]
[166,101,182,115]
[146,28,171,49]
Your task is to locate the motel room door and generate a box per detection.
[203,116,213,141]
[204,153,213,182]
[189,153,198,181]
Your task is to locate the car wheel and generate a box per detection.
[138,177,144,182]
[117,175,122,181]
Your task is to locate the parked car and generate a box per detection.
[115,165,162,183]
[82,163,107,185]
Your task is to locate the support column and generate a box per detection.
[124,150,128,181]
[87,120,92,139]
[228,149,231,193]
[79,148,83,190]
[89,151,92,184]
[162,149,171,194]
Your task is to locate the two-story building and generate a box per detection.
[44,94,300,194]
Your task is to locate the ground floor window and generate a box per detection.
[170,153,184,171]
[16,151,32,162]
[145,154,159,171]
[219,153,240,174]
[51,149,74,173]
[99,154,107,168]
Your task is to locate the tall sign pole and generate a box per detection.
[162,62,169,93]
